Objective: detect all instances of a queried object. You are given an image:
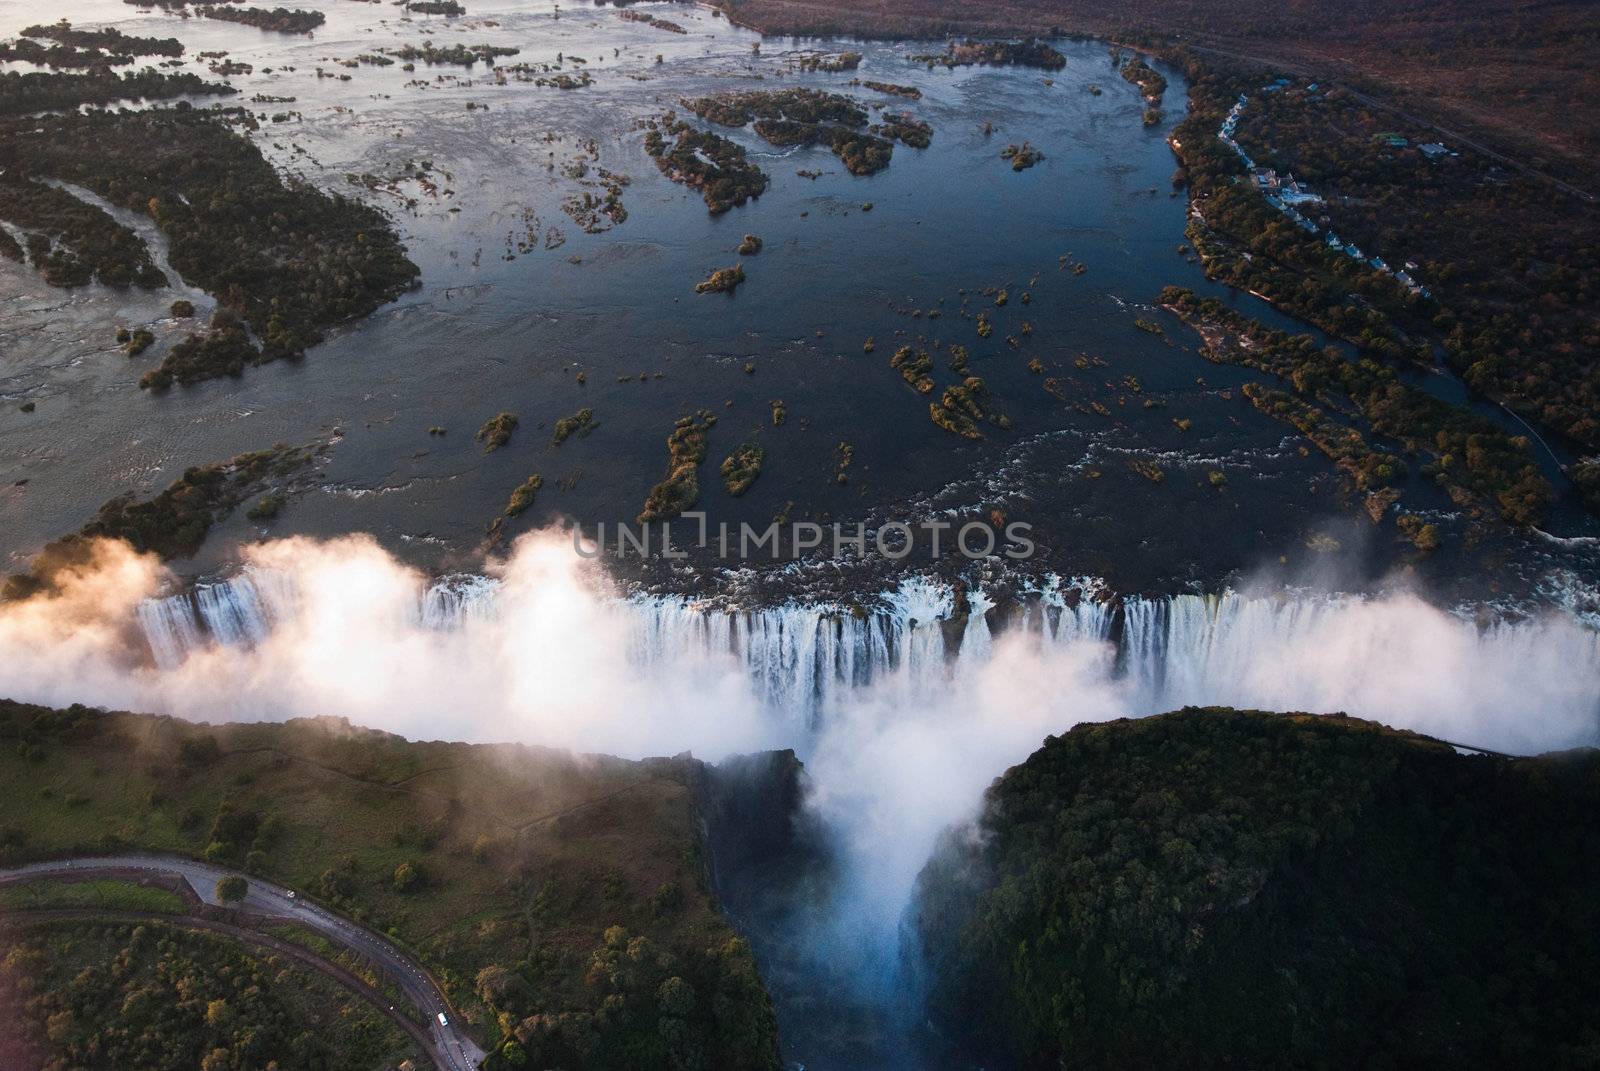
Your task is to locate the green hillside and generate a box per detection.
[0,699,780,1070]
[917,706,1600,1068]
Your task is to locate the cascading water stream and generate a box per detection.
[130,567,1600,753]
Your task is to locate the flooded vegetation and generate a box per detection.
[0,104,417,384]
[475,411,519,453]
[645,115,770,214]
[1001,141,1044,170]
[908,38,1066,70]
[551,407,597,445]
[680,86,908,174]
[721,442,764,495]
[638,410,717,522]
[695,263,746,294]
[194,7,327,35]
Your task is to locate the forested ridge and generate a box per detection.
[917,707,1600,1068]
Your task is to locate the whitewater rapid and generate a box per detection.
[133,562,1600,756]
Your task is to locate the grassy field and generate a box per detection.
[0,877,186,914]
[0,699,779,1065]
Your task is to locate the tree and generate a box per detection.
[215,876,247,904]
[392,861,420,893]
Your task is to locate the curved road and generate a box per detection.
[0,855,487,1071]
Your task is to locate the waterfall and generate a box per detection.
[131,569,1600,751]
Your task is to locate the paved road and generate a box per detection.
[0,855,487,1071]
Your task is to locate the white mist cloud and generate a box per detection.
[799,636,1128,1001]
[1,531,1597,1033]
[0,534,779,759]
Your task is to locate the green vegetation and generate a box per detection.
[1001,142,1043,170]
[1162,286,1550,524]
[889,346,934,393]
[1166,50,1600,511]
[0,699,780,1063]
[246,493,285,521]
[125,328,156,356]
[918,707,1600,1068]
[685,89,866,130]
[680,89,907,176]
[639,410,716,522]
[929,377,1007,439]
[824,129,893,176]
[619,9,686,33]
[0,38,137,69]
[195,6,326,34]
[2,441,319,599]
[0,878,185,914]
[215,875,248,903]
[908,39,1065,70]
[695,263,746,294]
[792,51,861,72]
[1116,51,1167,103]
[1397,512,1442,553]
[140,311,259,390]
[503,473,543,518]
[476,412,519,453]
[833,441,854,483]
[0,68,232,116]
[0,918,418,1070]
[382,42,519,66]
[0,107,418,384]
[0,170,154,289]
[551,408,597,445]
[644,116,770,215]
[406,0,466,13]
[483,924,778,1071]
[720,444,763,495]
[1128,457,1164,482]
[19,21,184,58]
[859,80,921,100]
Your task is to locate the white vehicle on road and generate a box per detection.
[437,1012,449,1027]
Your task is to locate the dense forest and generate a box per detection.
[0,66,418,388]
[0,175,167,289]
[1164,51,1600,512]
[1160,287,1551,527]
[5,106,416,357]
[0,918,417,1070]
[917,707,1600,1068]
[0,68,231,115]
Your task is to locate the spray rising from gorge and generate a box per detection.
[3,531,1598,1059]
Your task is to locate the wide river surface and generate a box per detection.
[4,0,1596,606]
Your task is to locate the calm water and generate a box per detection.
[1,0,1595,606]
